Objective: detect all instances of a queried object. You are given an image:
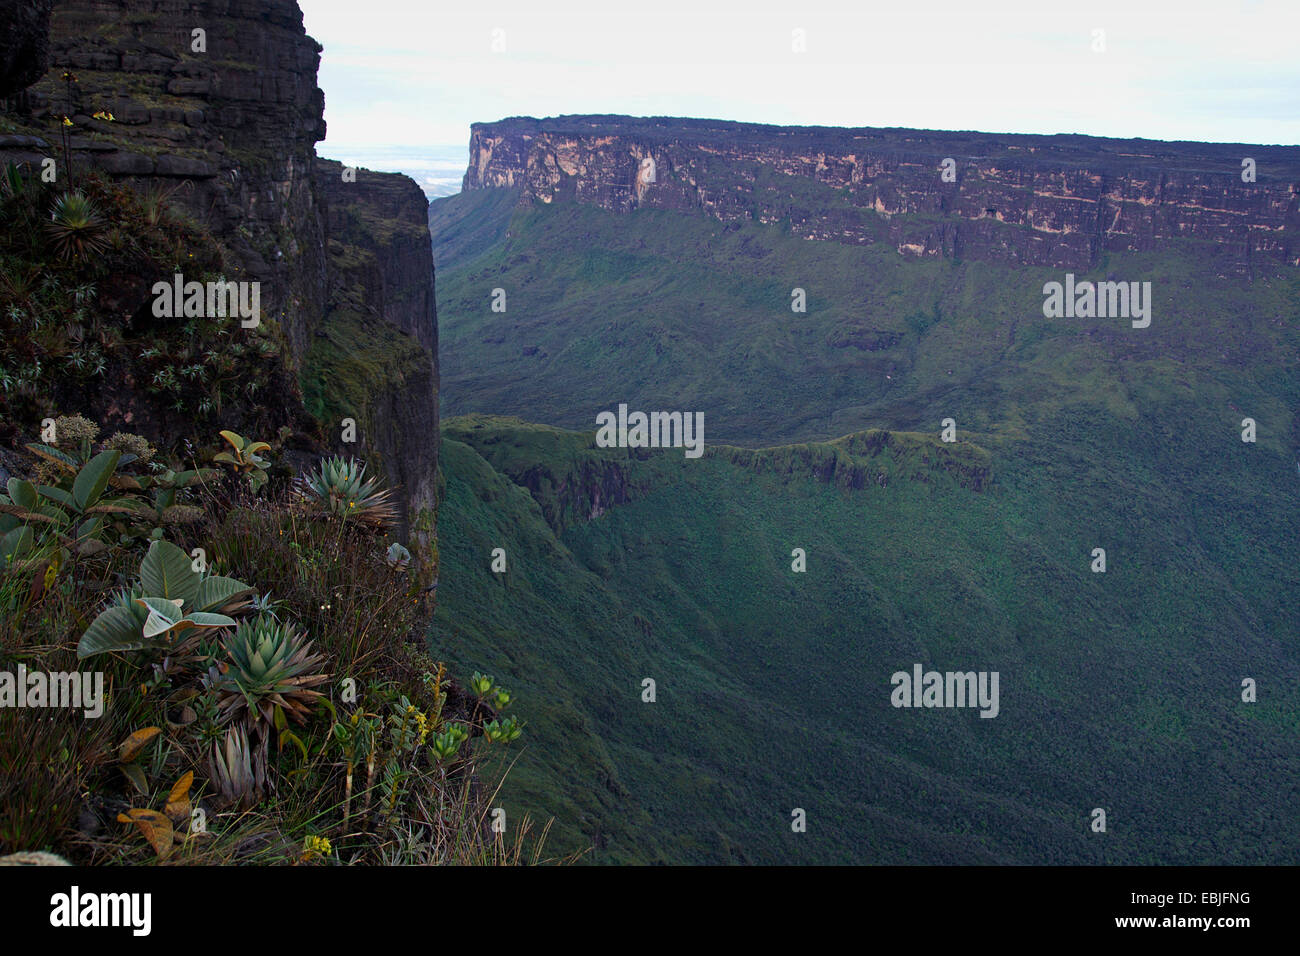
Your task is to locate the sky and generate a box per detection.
[297,0,1300,198]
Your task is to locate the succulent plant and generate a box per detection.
[208,723,261,809]
[299,456,396,530]
[46,191,109,260]
[209,615,328,729]
[429,723,468,762]
[483,716,523,744]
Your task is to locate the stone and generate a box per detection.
[153,154,215,177]
[0,0,53,97]
[96,150,154,175]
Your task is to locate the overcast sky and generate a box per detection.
[298,0,1299,196]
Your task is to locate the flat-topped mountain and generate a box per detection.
[463,115,1300,275]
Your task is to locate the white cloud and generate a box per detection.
[300,0,1300,167]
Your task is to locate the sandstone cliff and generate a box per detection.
[311,159,440,554]
[464,115,1300,276]
[0,0,439,549]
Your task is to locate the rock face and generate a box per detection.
[0,0,54,97]
[312,159,440,550]
[11,0,331,358]
[464,115,1300,275]
[0,0,440,545]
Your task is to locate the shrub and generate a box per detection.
[77,539,253,659]
[213,430,272,494]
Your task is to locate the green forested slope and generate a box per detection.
[430,411,1300,864]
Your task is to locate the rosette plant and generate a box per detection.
[208,616,329,729]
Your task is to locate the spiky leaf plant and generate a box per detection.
[45,191,109,260]
[208,723,261,809]
[209,615,329,729]
[299,456,396,530]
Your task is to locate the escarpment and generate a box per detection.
[464,115,1300,276]
[311,159,440,546]
[0,0,440,542]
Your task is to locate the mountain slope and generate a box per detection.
[432,414,1300,864]
[428,116,1300,865]
[432,192,1300,450]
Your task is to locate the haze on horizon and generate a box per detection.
[298,0,1300,197]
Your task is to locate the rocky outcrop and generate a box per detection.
[0,0,439,548]
[464,115,1300,275]
[312,159,440,549]
[6,0,331,359]
[0,0,54,97]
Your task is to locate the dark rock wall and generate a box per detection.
[313,159,440,542]
[0,0,54,97]
[0,0,439,539]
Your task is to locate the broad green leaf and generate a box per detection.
[171,469,213,486]
[185,611,237,628]
[218,430,243,451]
[73,449,120,510]
[6,479,37,510]
[34,503,67,524]
[1,525,34,560]
[141,609,179,639]
[119,763,149,796]
[136,596,185,637]
[139,540,200,606]
[193,575,254,613]
[36,485,75,508]
[74,515,102,539]
[77,603,149,658]
[25,443,76,469]
[0,502,55,522]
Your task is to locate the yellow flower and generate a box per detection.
[302,834,332,861]
[61,116,73,127]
